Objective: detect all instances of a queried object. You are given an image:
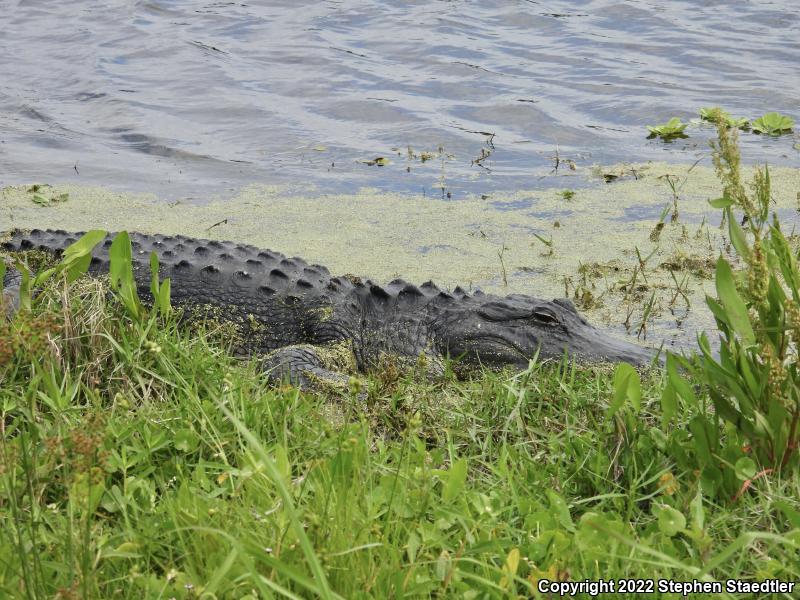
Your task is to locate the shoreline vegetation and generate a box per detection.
[1,121,799,597]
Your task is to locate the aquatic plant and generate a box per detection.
[359,156,390,166]
[646,117,688,140]
[27,183,69,206]
[699,106,749,130]
[532,232,554,256]
[557,189,576,201]
[657,172,684,222]
[648,203,671,242]
[751,111,794,136]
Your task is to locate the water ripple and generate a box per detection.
[0,0,797,198]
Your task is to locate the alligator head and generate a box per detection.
[433,293,656,368]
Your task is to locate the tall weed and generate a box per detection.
[664,112,800,500]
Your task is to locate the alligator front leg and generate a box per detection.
[262,345,355,391]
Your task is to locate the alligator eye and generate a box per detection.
[532,309,559,325]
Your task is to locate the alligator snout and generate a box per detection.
[580,330,660,367]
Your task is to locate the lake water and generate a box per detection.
[1,0,797,200]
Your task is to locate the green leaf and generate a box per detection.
[14,260,32,312]
[32,229,106,287]
[775,501,800,529]
[751,112,794,135]
[734,457,757,481]
[29,266,55,288]
[501,547,520,589]
[704,295,727,328]
[608,363,641,419]
[708,196,734,209]
[736,352,760,403]
[699,106,726,122]
[64,253,92,283]
[620,363,642,413]
[173,429,199,453]
[272,445,292,486]
[546,489,575,532]
[406,531,420,563]
[109,232,143,319]
[666,353,697,406]
[159,278,172,314]
[700,465,722,496]
[689,490,705,533]
[767,400,790,460]
[714,257,755,346]
[689,416,717,466]
[751,410,771,439]
[660,383,677,427]
[699,107,749,129]
[109,232,132,290]
[63,230,107,263]
[150,251,160,300]
[726,208,751,261]
[654,504,686,537]
[147,251,172,315]
[646,117,688,139]
[442,458,467,503]
[769,226,800,299]
[436,549,451,581]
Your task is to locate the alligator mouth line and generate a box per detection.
[464,335,532,363]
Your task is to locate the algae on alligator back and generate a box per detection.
[2,161,799,350]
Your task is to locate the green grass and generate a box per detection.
[1,278,798,599]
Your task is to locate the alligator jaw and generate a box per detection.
[576,329,659,367]
[519,332,657,368]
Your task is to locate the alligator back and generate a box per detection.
[1,228,344,352]
[2,228,332,292]
[1,228,464,308]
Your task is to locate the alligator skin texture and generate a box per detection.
[2,229,656,389]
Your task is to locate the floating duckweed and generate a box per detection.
[2,162,799,348]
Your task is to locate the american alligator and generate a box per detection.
[2,229,656,387]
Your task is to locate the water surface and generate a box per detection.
[1,0,797,199]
